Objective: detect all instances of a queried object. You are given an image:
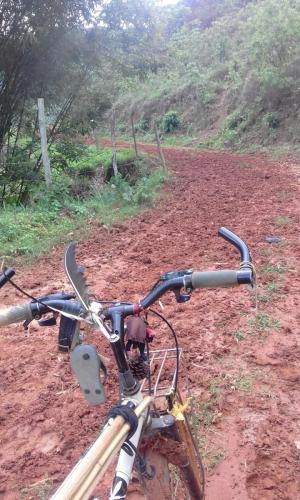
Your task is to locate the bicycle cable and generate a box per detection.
[148,308,180,397]
[4,275,86,322]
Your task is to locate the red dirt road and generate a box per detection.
[0,146,299,499]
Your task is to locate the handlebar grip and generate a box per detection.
[192,270,238,289]
[0,268,15,288]
[0,303,32,326]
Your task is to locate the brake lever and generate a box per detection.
[174,289,191,303]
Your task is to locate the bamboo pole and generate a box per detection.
[52,396,153,500]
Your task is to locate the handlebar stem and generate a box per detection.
[107,309,140,396]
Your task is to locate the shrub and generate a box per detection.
[162,111,180,133]
[136,115,150,132]
[264,112,280,129]
[226,111,248,130]
[30,173,72,210]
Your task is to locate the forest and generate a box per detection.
[0,0,299,260]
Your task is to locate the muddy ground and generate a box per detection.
[0,145,299,499]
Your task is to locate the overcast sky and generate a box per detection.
[156,0,179,5]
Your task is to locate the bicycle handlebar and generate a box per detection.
[0,227,253,327]
[218,227,251,262]
[0,300,81,327]
[0,303,33,326]
[139,227,253,307]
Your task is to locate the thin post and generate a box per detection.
[111,107,118,176]
[130,112,138,159]
[37,98,51,186]
[153,121,166,169]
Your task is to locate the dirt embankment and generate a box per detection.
[0,145,299,499]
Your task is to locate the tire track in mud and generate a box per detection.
[0,145,299,499]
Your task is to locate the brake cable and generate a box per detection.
[148,308,180,398]
[4,273,90,323]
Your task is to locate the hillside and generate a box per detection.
[114,0,300,152]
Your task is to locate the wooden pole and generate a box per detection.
[153,122,166,170]
[111,107,118,176]
[37,98,51,186]
[130,112,138,159]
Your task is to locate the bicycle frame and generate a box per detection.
[52,393,152,500]
[0,228,253,499]
[53,307,155,500]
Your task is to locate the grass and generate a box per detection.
[275,215,292,226]
[223,369,254,394]
[190,366,257,470]
[232,373,253,394]
[20,479,53,500]
[0,208,75,262]
[232,329,246,342]
[261,263,288,274]
[160,135,196,147]
[198,435,226,470]
[0,159,169,264]
[51,143,138,177]
[252,282,283,304]
[249,313,281,332]
[198,400,220,427]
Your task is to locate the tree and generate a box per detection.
[0,0,96,150]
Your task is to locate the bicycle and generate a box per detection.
[0,227,254,500]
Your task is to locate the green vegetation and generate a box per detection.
[198,435,225,470]
[2,0,300,181]
[261,263,288,275]
[1,1,299,262]
[232,329,246,342]
[249,313,281,332]
[20,479,53,500]
[252,282,283,304]
[0,144,168,263]
[230,371,253,394]
[162,111,180,133]
[191,366,255,469]
[113,0,300,152]
[275,215,292,226]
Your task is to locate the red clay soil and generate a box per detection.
[0,144,299,500]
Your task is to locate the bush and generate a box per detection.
[226,111,248,130]
[136,115,150,132]
[50,142,88,171]
[162,111,180,133]
[30,173,72,210]
[0,161,168,263]
[264,112,280,129]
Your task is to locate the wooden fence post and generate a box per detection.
[111,107,118,176]
[37,98,51,186]
[153,121,166,169]
[130,112,138,159]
